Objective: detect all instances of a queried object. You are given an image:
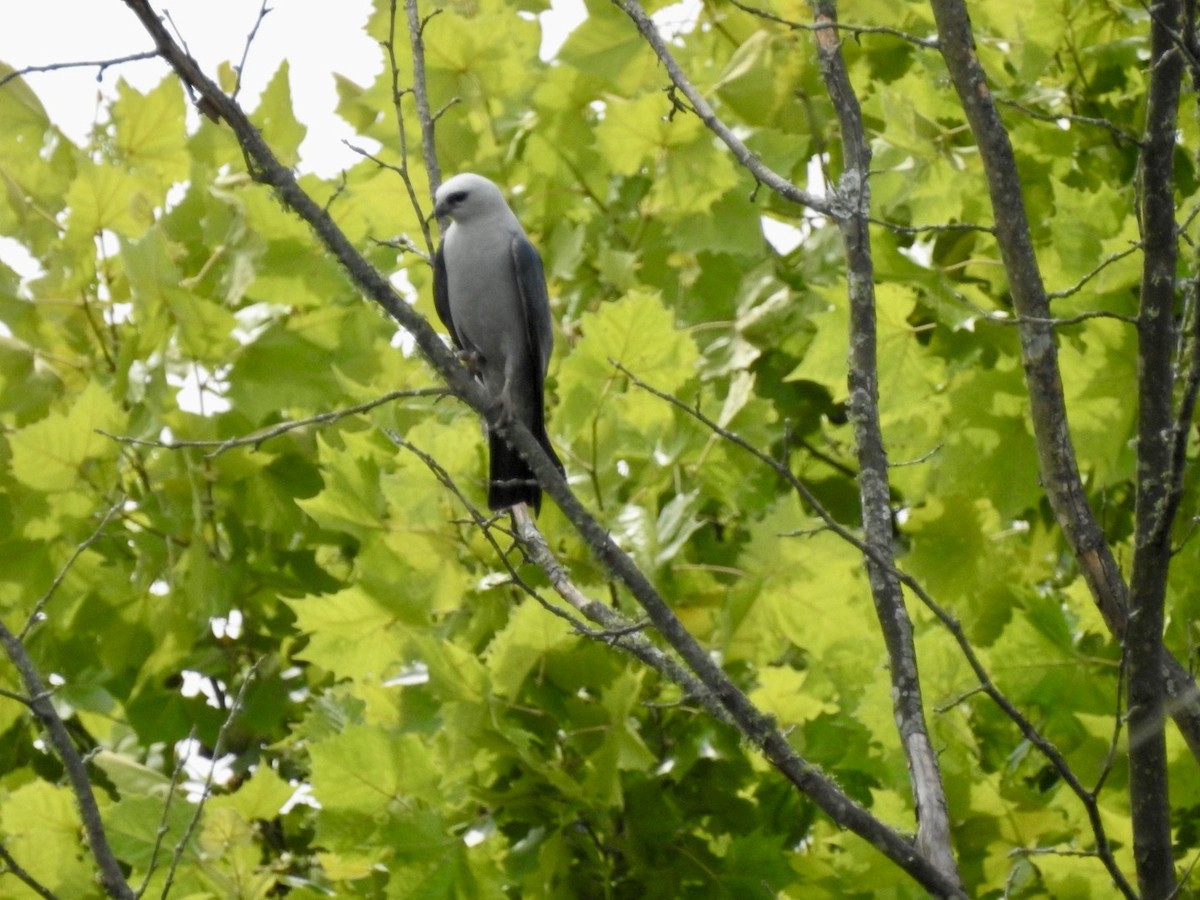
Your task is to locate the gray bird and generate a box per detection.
[432,173,563,513]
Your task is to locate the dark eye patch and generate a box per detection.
[448,190,468,204]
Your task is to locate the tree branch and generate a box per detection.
[612,0,837,219]
[1127,0,1186,892]
[0,623,134,899]
[0,842,56,900]
[810,3,960,887]
[160,660,261,900]
[403,0,441,194]
[0,52,159,89]
[99,387,448,459]
[727,0,940,49]
[21,498,124,639]
[996,97,1143,148]
[385,0,435,252]
[231,0,271,101]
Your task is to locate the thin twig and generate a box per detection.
[811,3,959,884]
[961,303,1138,328]
[232,0,272,100]
[385,0,434,251]
[1046,242,1144,300]
[21,498,124,640]
[871,218,996,235]
[98,387,448,459]
[343,139,406,177]
[1093,658,1126,798]
[0,52,159,89]
[0,841,56,900]
[404,0,442,195]
[0,687,34,707]
[728,0,940,48]
[1166,271,1200,551]
[1010,846,1109,859]
[160,660,262,900]
[996,97,1143,147]
[135,727,195,898]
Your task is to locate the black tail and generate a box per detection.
[487,427,563,514]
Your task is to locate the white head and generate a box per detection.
[434,173,512,224]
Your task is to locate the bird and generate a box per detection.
[432,173,564,514]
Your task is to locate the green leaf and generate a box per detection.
[64,157,149,242]
[9,379,123,491]
[289,586,409,680]
[309,726,440,811]
[0,781,97,895]
[113,77,190,197]
[486,597,578,699]
[254,62,307,169]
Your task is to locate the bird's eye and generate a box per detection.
[448,190,468,205]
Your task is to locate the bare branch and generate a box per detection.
[21,498,124,639]
[232,0,272,100]
[871,218,995,236]
[1126,0,1186,890]
[0,841,56,900]
[0,622,134,899]
[996,97,1143,147]
[1046,242,1144,300]
[385,0,435,252]
[403,0,441,195]
[0,52,158,89]
[98,387,448,459]
[953,294,1138,329]
[160,660,262,900]
[728,0,940,49]
[612,0,836,218]
[809,5,960,885]
[135,728,194,898]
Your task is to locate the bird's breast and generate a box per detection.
[442,229,525,364]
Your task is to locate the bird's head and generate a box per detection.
[433,173,510,223]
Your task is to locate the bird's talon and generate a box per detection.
[456,348,483,375]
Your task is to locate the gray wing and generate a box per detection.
[432,243,463,350]
[510,235,553,375]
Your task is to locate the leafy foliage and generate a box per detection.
[0,0,1197,896]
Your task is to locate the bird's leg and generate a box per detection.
[455,347,484,378]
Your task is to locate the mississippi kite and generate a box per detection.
[432,173,564,513]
